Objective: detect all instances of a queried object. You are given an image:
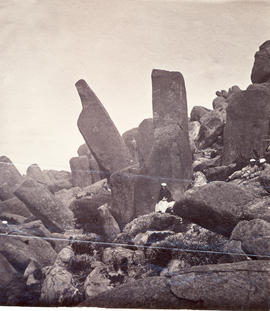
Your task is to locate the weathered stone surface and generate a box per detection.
[0,213,26,224]
[54,187,81,211]
[15,220,52,238]
[97,204,120,241]
[110,164,139,228]
[134,70,192,216]
[174,181,255,236]
[0,197,32,218]
[0,183,15,200]
[251,40,270,83]
[77,143,91,157]
[43,169,71,182]
[259,167,270,193]
[123,212,184,238]
[192,155,221,172]
[197,110,224,149]
[70,179,111,234]
[0,156,23,189]
[122,128,139,163]
[189,171,207,188]
[188,121,200,153]
[76,79,133,175]
[0,234,57,273]
[133,230,174,246]
[102,247,145,267]
[212,96,226,110]
[14,178,65,232]
[190,106,211,123]
[136,118,154,168]
[222,85,270,164]
[26,164,51,185]
[231,219,270,259]
[69,156,92,188]
[204,164,236,182]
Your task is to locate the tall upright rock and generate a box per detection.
[76,79,133,176]
[134,70,192,216]
[69,156,93,188]
[222,41,270,165]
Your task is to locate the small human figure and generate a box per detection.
[253,158,270,177]
[155,183,175,213]
[227,158,258,181]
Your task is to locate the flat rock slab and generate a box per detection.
[76,79,133,175]
[174,181,255,237]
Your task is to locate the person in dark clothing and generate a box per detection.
[158,183,173,202]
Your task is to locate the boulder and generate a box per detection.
[174,181,255,236]
[110,164,139,228]
[136,118,154,168]
[197,110,224,149]
[76,79,133,175]
[15,220,52,238]
[0,213,26,225]
[14,178,66,232]
[122,128,139,163]
[189,171,207,188]
[0,253,26,305]
[134,70,192,216]
[190,106,211,123]
[222,85,270,164]
[133,230,174,246]
[0,156,23,190]
[145,224,227,268]
[259,167,270,193]
[204,164,236,182]
[188,121,200,153]
[81,260,270,309]
[26,164,51,185]
[0,197,32,218]
[69,156,92,188]
[70,179,111,233]
[54,186,81,211]
[231,219,270,259]
[0,183,15,200]
[97,204,120,241]
[212,96,226,110]
[251,40,270,83]
[192,155,221,172]
[122,212,184,238]
[77,143,91,157]
[228,85,241,97]
[0,234,57,273]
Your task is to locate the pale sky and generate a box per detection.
[0,0,270,173]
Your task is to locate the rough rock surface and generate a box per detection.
[188,121,200,153]
[76,79,133,175]
[231,219,270,259]
[69,156,92,188]
[14,178,67,232]
[136,118,154,168]
[0,156,23,189]
[190,106,211,123]
[134,70,192,216]
[251,40,270,83]
[110,164,140,228]
[97,204,120,241]
[0,197,32,218]
[26,164,51,185]
[174,181,255,236]
[222,84,270,164]
[81,260,270,309]
[122,128,139,163]
[259,167,270,193]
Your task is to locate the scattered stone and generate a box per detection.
[190,106,211,123]
[76,79,133,175]
[14,178,66,232]
[251,40,270,83]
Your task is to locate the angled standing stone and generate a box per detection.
[69,156,92,188]
[135,70,192,216]
[76,79,133,175]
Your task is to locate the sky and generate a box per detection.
[0,0,270,173]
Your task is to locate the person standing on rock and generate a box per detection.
[155,183,175,213]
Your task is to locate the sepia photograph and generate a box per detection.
[1,0,270,309]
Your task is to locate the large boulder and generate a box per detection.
[14,178,67,232]
[222,84,270,164]
[251,40,270,84]
[26,164,51,185]
[259,166,270,193]
[76,79,133,175]
[204,164,236,182]
[136,118,154,168]
[110,164,139,228]
[190,106,211,123]
[42,169,73,193]
[196,110,224,149]
[0,234,56,273]
[70,179,111,233]
[0,197,32,218]
[174,181,255,236]
[122,128,139,163]
[230,219,270,259]
[134,70,192,216]
[69,156,92,188]
[81,260,270,309]
[97,204,120,241]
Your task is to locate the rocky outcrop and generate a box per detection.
[122,128,139,163]
[0,197,32,218]
[98,204,120,241]
[14,178,67,232]
[174,181,255,236]
[76,79,133,175]
[69,156,92,188]
[259,167,270,193]
[134,70,192,216]
[42,169,73,193]
[26,164,51,185]
[81,260,270,309]
[222,84,270,164]
[251,40,270,83]
[110,164,139,228]
[190,106,210,123]
[188,121,200,153]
